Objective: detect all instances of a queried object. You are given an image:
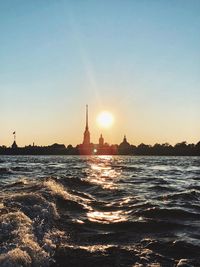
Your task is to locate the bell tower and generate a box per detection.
[83,105,90,145]
[99,134,104,147]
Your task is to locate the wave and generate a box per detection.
[135,207,200,220]
[1,156,200,266]
[144,239,200,260]
[0,167,13,175]
[0,179,66,266]
[166,190,200,201]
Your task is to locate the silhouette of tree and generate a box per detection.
[0,140,200,156]
[136,144,152,155]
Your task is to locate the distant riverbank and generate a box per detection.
[1,140,200,156]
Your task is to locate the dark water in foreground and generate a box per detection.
[0,156,200,267]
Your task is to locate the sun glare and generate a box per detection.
[97,111,114,128]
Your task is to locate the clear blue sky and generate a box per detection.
[0,1,199,146]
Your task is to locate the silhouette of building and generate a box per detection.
[78,106,119,155]
[2,105,199,156]
[78,105,94,155]
[118,135,132,154]
[99,134,104,147]
[11,131,18,149]
[11,140,18,149]
[83,105,90,145]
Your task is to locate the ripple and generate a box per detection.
[0,155,200,266]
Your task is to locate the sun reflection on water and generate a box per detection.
[86,156,121,190]
[85,156,129,223]
[87,210,128,223]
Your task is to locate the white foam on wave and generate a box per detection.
[0,248,32,267]
[0,184,66,267]
[4,192,59,222]
[0,211,49,266]
[43,179,69,200]
[43,179,93,210]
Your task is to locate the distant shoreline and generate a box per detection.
[0,154,199,157]
[1,141,200,156]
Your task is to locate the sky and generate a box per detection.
[0,0,200,147]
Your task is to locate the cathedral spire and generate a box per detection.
[86,104,88,130]
[83,105,90,145]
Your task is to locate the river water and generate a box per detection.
[0,156,200,266]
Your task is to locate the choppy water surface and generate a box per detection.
[0,156,200,266]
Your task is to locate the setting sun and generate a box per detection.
[97,111,114,128]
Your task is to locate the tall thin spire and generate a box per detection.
[82,104,90,145]
[13,131,16,142]
[86,104,88,130]
[12,131,18,149]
